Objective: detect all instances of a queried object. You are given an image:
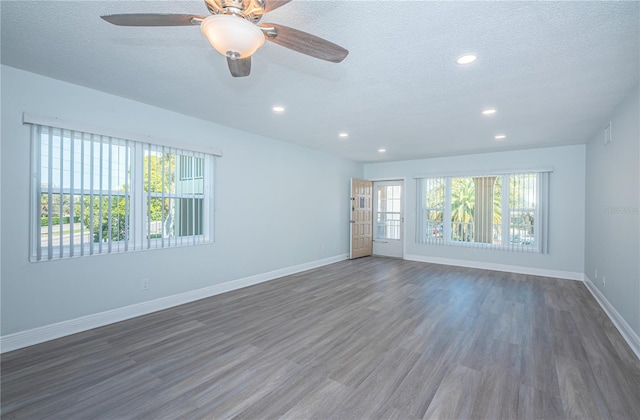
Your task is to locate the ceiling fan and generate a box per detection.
[101,0,349,78]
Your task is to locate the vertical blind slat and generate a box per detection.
[124,141,130,252]
[80,134,85,256]
[191,153,196,246]
[107,137,112,254]
[59,131,64,258]
[47,128,53,260]
[146,144,151,250]
[34,125,42,261]
[69,131,75,257]
[89,136,95,255]
[161,146,165,249]
[98,135,104,254]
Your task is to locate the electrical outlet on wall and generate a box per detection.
[142,278,150,290]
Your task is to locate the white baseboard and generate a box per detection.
[404,254,584,281]
[0,254,348,353]
[583,275,640,360]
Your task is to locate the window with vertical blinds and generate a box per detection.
[416,171,550,253]
[29,123,216,261]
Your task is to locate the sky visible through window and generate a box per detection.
[40,132,130,192]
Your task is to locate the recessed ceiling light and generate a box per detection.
[272,106,285,112]
[494,135,506,140]
[378,148,386,153]
[482,109,497,115]
[339,132,349,138]
[456,53,477,65]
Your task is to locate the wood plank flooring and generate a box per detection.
[2,257,639,419]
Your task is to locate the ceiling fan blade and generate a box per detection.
[227,57,252,77]
[263,0,294,13]
[101,14,205,27]
[260,23,348,63]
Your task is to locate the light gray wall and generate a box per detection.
[585,85,640,336]
[364,145,586,274]
[0,65,363,335]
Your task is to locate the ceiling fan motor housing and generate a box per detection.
[205,0,265,23]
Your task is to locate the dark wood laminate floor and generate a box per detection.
[2,257,639,419]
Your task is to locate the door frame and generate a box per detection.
[372,179,405,258]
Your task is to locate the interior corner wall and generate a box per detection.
[585,85,640,337]
[0,65,363,337]
[364,145,586,276]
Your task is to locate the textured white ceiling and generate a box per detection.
[2,0,639,162]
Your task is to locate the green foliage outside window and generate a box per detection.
[40,153,176,242]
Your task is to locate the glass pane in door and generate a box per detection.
[376,185,401,240]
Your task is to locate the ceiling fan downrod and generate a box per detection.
[205,0,265,23]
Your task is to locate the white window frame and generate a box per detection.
[26,114,221,261]
[416,170,551,253]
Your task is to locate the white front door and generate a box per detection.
[373,180,403,258]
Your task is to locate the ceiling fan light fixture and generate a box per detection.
[201,15,265,59]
